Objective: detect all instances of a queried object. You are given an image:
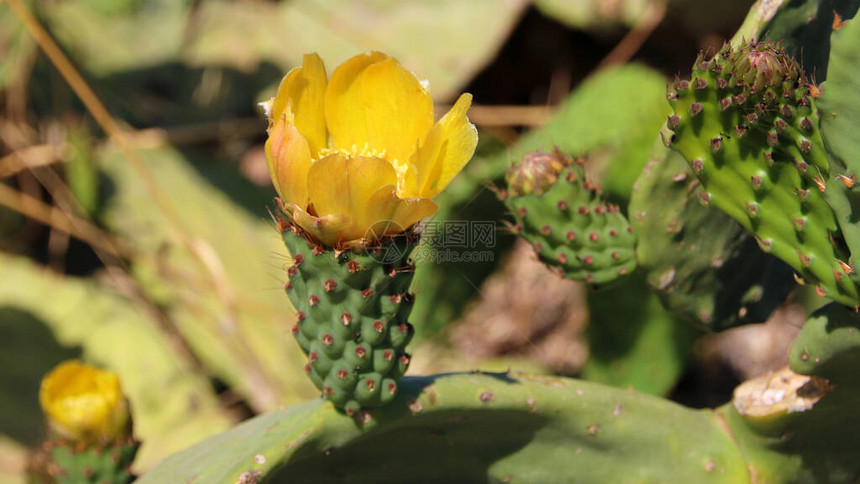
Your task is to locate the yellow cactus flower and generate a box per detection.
[39,360,130,444]
[263,52,478,248]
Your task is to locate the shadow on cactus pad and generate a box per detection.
[0,307,82,447]
[140,371,749,483]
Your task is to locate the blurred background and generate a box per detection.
[0,0,784,480]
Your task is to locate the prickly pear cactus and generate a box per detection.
[630,141,795,330]
[29,439,139,484]
[501,149,637,285]
[279,220,416,415]
[666,40,860,306]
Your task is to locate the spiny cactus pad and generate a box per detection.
[30,438,139,484]
[502,150,636,285]
[280,221,416,415]
[666,41,859,306]
[819,17,860,276]
[630,143,794,330]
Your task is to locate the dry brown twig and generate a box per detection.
[5,0,280,411]
[0,144,65,179]
[0,182,123,258]
[598,0,668,69]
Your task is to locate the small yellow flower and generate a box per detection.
[39,360,130,444]
[263,52,478,248]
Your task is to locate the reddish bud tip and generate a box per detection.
[506,150,570,196]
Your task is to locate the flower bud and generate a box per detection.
[39,360,131,444]
[733,45,797,93]
[506,150,569,197]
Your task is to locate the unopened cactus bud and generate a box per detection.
[734,47,792,92]
[39,360,131,445]
[506,149,570,197]
[30,361,139,484]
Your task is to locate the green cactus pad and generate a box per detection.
[666,41,859,306]
[789,302,860,383]
[139,371,750,483]
[502,150,637,285]
[717,300,860,483]
[279,221,417,415]
[29,438,139,484]
[819,17,860,285]
[630,141,794,330]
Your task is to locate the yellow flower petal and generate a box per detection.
[289,204,353,247]
[326,52,434,165]
[266,117,312,208]
[269,53,328,157]
[402,123,443,198]
[307,153,397,220]
[363,186,437,242]
[408,93,478,198]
